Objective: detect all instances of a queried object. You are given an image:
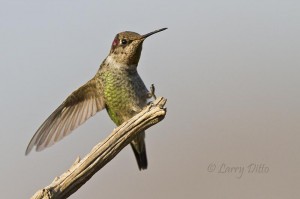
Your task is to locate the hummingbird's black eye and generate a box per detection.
[121,39,127,45]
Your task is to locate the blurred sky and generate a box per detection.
[1,0,300,198]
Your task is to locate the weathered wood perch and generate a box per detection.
[30,97,167,199]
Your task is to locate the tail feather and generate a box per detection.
[130,131,147,170]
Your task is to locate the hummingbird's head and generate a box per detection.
[108,28,167,67]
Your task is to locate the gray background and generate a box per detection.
[1,0,300,198]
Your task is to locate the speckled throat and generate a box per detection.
[99,56,149,126]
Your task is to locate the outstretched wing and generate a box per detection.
[25,78,105,155]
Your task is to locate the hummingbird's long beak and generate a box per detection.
[141,28,168,40]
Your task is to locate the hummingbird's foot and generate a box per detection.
[148,84,157,100]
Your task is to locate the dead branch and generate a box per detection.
[30,97,167,199]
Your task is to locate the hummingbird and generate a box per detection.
[25,28,167,170]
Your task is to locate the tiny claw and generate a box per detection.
[149,84,157,100]
[147,102,154,111]
[147,100,154,106]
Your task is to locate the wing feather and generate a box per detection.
[26,78,105,154]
